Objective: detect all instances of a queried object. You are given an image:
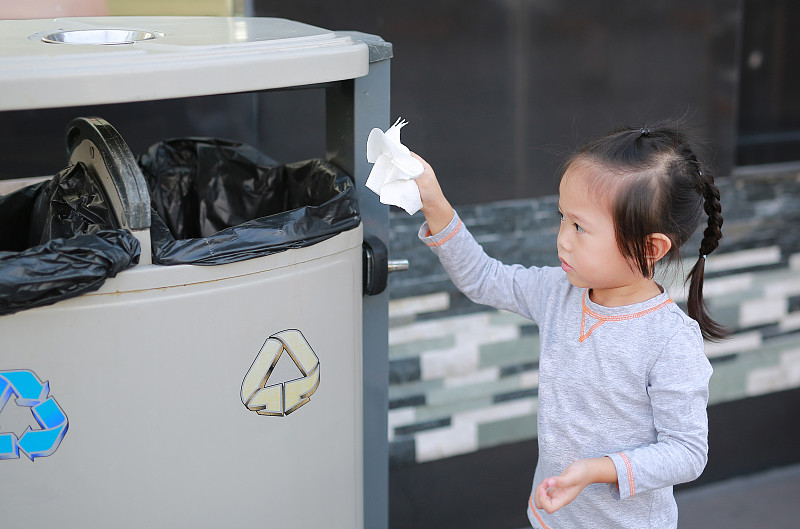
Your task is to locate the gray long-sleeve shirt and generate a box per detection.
[419,212,712,529]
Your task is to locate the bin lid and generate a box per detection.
[0,17,369,111]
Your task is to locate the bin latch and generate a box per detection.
[363,236,408,296]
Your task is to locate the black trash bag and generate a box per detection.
[0,180,45,253]
[0,165,140,316]
[0,230,140,316]
[29,162,118,245]
[138,138,361,266]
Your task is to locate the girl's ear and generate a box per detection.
[646,233,672,263]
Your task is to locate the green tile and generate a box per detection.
[707,304,740,329]
[479,335,540,368]
[389,335,455,360]
[488,311,534,327]
[478,413,538,449]
[751,267,797,289]
[426,375,529,407]
[706,288,761,312]
[388,314,417,327]
[708,347,783,405]
[708,359,752,405]
[389,378,443,400]
[415,396,494,423]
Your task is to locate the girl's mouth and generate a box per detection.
[560,258,573,272]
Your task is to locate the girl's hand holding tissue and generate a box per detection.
[365,117,454,232]
[366,118,425,214]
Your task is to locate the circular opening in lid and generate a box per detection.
[41,29,162,45]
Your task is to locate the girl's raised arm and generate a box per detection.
[411,152,455,236]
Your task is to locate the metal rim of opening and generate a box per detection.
[40,29,163,45]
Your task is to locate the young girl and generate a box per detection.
[413,122,724,529]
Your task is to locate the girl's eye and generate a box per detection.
[557,210,584,233]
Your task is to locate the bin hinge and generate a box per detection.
[363,236,408,296]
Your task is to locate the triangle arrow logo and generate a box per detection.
[241,329,320,417]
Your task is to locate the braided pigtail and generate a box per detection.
[686,169,728,341]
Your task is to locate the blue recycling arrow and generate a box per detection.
[31,397,64,428]
[19,423,68,461]
[0,370,68,461]
[0,376,12,409]
[1,370,49,406]
[0,432,19,460]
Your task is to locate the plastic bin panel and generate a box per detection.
[0,228,363,529]
[0,17,369,110]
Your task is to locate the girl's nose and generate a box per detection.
[557,223,570,252]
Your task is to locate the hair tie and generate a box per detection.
[640,128,650,137]
[700,254,707,260]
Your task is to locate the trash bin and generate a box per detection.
[0,16,394,529]
[0,116,366,529]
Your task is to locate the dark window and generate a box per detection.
[737,0,800,166]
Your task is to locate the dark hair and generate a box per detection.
[564,120,727,341]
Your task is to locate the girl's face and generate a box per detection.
[557,161,659,307]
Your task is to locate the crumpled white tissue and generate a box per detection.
[366,118,424,215]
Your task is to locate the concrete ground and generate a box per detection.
[675,464,800,529]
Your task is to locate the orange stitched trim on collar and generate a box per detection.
[579,290,674,342]
[424,218,463,247]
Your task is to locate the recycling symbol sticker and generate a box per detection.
[241,329,320,417]
[0,370,69,461]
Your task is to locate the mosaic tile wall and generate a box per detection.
[386,166,800,466]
